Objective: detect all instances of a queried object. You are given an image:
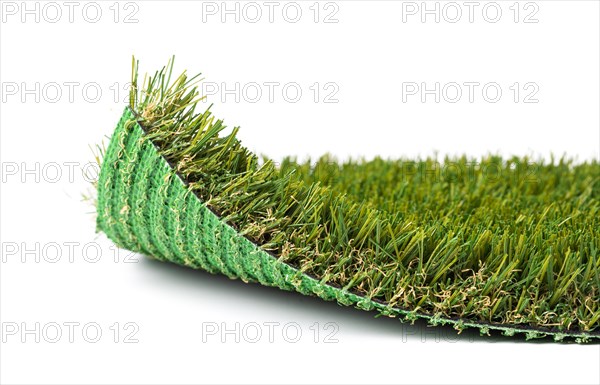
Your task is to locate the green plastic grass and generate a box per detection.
[96,58,600,342]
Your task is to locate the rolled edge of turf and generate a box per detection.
[96,107,600,343]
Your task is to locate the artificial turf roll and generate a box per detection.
[96,58,600,343]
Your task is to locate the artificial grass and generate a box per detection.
[96,58,600,342]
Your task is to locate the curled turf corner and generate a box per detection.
[95,59,600,343]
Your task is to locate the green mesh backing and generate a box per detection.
[96,107,599,343]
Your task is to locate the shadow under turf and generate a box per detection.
[138,255,594,345]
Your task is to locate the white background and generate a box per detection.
[1,1,599,384]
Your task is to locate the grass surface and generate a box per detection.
[125,58,600,337]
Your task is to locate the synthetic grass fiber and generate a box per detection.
[96,59,600,342]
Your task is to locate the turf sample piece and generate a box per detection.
[96,59,600,343]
